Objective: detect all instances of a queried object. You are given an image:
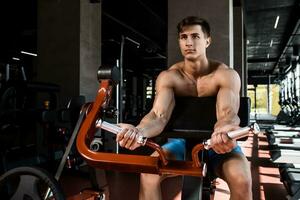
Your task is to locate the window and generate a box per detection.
[247,84,280,116]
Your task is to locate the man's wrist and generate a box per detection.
[136,127,146,137]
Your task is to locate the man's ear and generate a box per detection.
[206,37,211,48]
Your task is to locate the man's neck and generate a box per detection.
[183,57,210,78]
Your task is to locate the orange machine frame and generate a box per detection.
[76,80,205,177]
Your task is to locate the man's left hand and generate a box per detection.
[210,124,240,154]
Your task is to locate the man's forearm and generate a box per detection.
[214,113,240,130]
[136,111,168,138]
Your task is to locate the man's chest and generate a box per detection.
[173,76,219,97]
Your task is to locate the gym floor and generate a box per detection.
[59,130,287,200]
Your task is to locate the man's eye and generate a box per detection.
[180,36,187,40]
[192,35,200,39]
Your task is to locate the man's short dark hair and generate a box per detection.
[177,16,211,37]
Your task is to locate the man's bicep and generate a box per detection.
[150,71,175,120]
[216,70,241,123]
[152,86,175,122]
[136,72,176,137]
[216,87,240,116]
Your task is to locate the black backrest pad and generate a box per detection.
[163,96,250,135]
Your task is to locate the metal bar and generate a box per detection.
[97,120,147,146]
[204,123,260,149]
[98,120,122,134]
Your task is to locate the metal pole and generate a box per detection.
[5,64,9,81]
[119,35,124,123]
[115,59,120,154]
[21,66,27,81]
[116,59,120,122]
[116,35,125,154]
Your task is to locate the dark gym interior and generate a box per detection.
[0,0,300,200]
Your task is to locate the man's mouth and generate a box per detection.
[185,49,195,53]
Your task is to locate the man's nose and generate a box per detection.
[185,37,193,46]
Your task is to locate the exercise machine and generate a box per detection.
[0,66,258,200]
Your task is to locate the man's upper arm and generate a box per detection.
[151,71,176,123]
[136,71,176,138]
[215,69,241,126]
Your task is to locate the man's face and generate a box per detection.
[178,25,210,61]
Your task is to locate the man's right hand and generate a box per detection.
[116,123,144,150]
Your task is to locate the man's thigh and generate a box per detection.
[214,151,251,182]
[207,146,249,179]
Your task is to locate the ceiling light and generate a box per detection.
[20,51,37,57]
[267,54,270,59]
[270,39,273,47]
[12,57,20,61]
[247,40,250,45]
[274,16,280,29]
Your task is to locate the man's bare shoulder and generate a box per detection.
[215,66,239,80]
[213,64,240,90]
[210,60,228,70]
[208,60,237,76]
[158,63,183,80]
[169,61,184,70]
